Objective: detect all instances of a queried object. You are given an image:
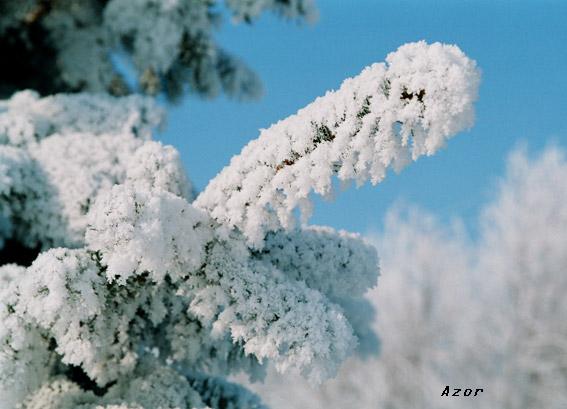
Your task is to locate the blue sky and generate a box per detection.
[158,0,567,236]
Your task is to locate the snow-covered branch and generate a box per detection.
[196,41,480,246]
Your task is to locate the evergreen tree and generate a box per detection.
[0,4,480,407]
[0,0,317,100]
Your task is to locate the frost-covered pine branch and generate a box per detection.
[0,91,186,251]
[196,41,480,246]
[0,41,479,409]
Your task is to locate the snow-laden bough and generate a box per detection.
[196,41,480,246]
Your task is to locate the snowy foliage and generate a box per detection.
[254,227,381,355]
[17,363,266,409]
[0,91,185,250]
[0,0,315,99]
[249,146,567,409]
[256,227,378,300]
[0,90,163,146]
[196,41,480,246]
[0,42,479,408]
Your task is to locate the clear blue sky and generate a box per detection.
[158,0,567,236]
